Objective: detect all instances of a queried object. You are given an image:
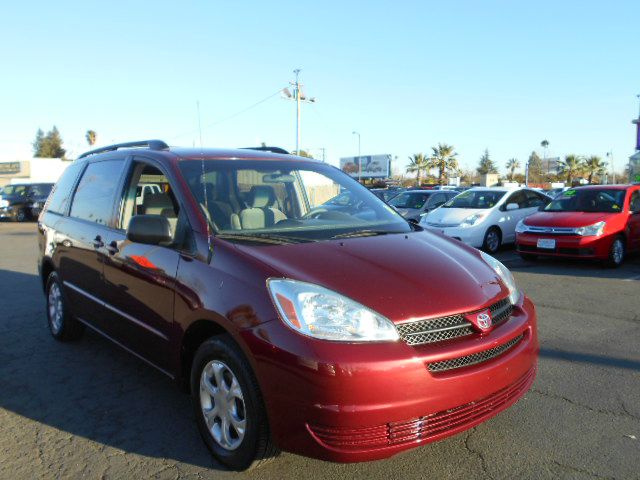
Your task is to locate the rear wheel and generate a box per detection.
[15,208,28,222]
[605,236,625,268]
[482,227,502,254]
[191,336,278,470]
[46,272,84,341]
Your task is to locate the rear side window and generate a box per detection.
[46,163,83,214]
[70,160,124,225]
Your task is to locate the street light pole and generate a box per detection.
[352,131,361,182]
[293,69,301,155]
[607,151,615,184]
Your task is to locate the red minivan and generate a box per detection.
[516,185,640,267]
[38,141,539,470]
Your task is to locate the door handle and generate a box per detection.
[106,241,119,255]
[92,235,104,249]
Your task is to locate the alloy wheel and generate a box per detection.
[199,360,247,451]
[612,239,624,265]
[48,282,63,334]
[486,230,500,253]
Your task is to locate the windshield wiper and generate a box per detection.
[216,233,302,245]
[330,229,394,240]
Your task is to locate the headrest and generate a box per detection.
[144,193,174,214]
[249,185,276,208]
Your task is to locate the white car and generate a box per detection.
[420,187,551,253]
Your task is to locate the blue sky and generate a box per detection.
[1,0,639,176]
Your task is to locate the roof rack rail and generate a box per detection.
[240,146,290,155]
[77,140,169,159]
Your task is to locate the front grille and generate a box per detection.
[427,334,524,372]
[396,297,513,346]
[308,367,536,452]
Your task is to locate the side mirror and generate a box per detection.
[127,215,172,245]
[506,203,519,211]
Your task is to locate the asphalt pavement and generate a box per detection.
[1,222,639,479]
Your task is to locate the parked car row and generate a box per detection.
[0,183,54,221]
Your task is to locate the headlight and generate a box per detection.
[460,212,487,228]
[267,279,399,342]
[515,219,527,234]
[480,251,520,305]
[574,221,605,237]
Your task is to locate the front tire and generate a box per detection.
[191,336,278,470]
[605,236,625,268]
[46,272,84,341]
[482,227,502,254]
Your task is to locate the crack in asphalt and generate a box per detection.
[552,460,616,479]
[532,389,640,421]
[464,428,494,480]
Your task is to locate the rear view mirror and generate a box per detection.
[127,215,172,245]
[506,203,519,211]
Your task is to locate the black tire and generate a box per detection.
[519,253,538,262]
[604,236,625,268]
[15,208,28,222]
[45,272,84,341]
[191,336,278,471]
[482,227,502,254]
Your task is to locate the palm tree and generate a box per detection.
[406,153,430,186]
[506,158,520,181]
[558,154,584,185]
[429,143,459,185]
[85,130,97,146]
[584,155,606,184]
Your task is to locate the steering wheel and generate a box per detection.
[302,208,329,219]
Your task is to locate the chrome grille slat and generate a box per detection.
[427,334,524,372]
[396,298,513,346]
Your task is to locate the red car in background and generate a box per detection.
[516,185,640,267]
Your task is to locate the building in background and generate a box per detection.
[0,158,71,187]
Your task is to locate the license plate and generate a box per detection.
[537,238,556,249]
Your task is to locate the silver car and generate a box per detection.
[389,190,458,222]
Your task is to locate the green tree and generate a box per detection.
[292,149,314,158]
[527,151,544,181]
[476,149,498,175]
[558,154,584,184]
[505,158,521,181]
[406,153,430,185]
[85,130,97,146]
[32,126,66,158]
[584,155,606,184]
[430,143,459,185]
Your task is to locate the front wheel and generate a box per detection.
[482,227,502,254]
[605,236,625,268]
[191,336,278,470]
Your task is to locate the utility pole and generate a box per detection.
[286,69,315,155]
[352,131,361,182]
[607,151,615,184]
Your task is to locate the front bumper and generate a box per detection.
[243,295,539,462]
[516,232,614,259]
[423,224,486,248]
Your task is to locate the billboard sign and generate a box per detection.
[339,154,391,178]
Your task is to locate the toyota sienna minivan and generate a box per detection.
[37,140,539,470]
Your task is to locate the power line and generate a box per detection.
[171,87,287,140]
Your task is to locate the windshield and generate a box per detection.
[30,184,53,196]
[443,190,505,209]
[2,185,28,196]
[179,160,411,243]
[544,188,626,213]
[389,192,431,209]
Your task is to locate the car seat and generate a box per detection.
[231,185,287,230]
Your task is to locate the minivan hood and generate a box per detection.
[524,211,613,228]
[234,231,509,323]
[426,207,488,225]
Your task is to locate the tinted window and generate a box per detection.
[29,184,53,196]
[70,160,124,225]
[46,163,83,214]
[505,191,528,209]
[428,193,447,207]
[544,188,626,213]
[630,191,640,212]
[525,190,547,208]
[389,192,431,209]
[443,190,506,209]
